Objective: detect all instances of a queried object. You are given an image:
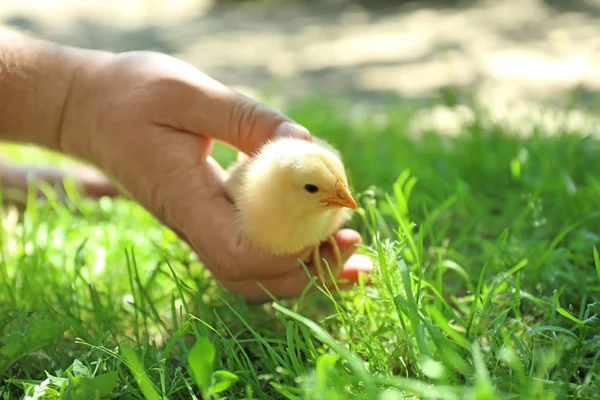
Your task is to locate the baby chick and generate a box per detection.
[225,136,357,282]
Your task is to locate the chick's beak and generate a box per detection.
[322,179,357,209]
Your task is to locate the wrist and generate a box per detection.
[0,28,100,152]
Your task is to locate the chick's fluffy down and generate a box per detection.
[225,136,353,255]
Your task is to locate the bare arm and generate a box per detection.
[0,27,369,302]
[0,27,117,201]
[0,27,82,149]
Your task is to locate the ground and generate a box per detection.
[1,1,600,399]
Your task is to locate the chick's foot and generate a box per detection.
[311,235,343,285]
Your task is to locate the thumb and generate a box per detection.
[226,91,312,154]
[168,70,311,154]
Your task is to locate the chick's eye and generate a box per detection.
[304,184,319,193]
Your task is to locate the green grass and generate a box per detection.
[1,96,600,399]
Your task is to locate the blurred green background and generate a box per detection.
[4,0,600,112]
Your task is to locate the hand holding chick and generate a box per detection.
[226,136,359,284]
[23,35,369,301]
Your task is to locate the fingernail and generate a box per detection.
[274,121,312,141]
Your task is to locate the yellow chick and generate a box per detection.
[225,136,357,282]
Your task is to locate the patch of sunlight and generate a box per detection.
[409,100,600,138]
[0,0,214,29]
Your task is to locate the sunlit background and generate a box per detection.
[3,0,600,135]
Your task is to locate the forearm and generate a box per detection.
[0,27,85,150]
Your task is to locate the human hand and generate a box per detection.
[58,50,372,303]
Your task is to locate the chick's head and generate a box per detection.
[247,138,357,214]
[282,155,356,211]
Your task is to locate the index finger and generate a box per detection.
[146,56,311,155]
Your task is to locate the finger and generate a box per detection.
[154,61,312,154]
[222,91,312,154]
[197,136,215,160]
[315,229,361,276]
[319,229,363,264]
[223,244,372,304]
[331,230,373,287]
[335,254,374,289]
[206,155,227,182]
[331,228,363,248]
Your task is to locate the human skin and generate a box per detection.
[0,27,372,303]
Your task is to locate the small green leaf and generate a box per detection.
[187,336,216,394]
[472,342,497,400]
[588,302,600,315]
[557,307,584,325]
[314,353,340,393]
[582,315,600,328]
[121,345,161,400]
[270,381,303,400]
[211,370,239,394]
[47,374,68,388]
[316,353,339,377]
[510,158,521,180]
[583,303,600,328]
[163,320,191,359]
[0,316,67,375]
[71,359,91,378]
[63,371,118,400]
[522,325,578,340]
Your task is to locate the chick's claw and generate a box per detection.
[312,235,344,285]
[312,244,324,283]
[327,234,343,273]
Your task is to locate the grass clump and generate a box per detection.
[0,97,599,399]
